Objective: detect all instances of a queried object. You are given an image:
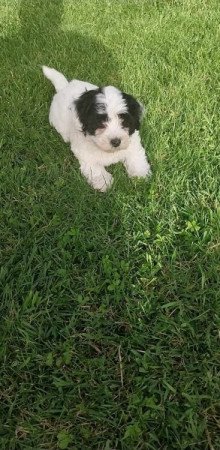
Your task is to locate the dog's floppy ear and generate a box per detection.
[75,89,98,124]
[122,92,145,130]
[75,88,108,136]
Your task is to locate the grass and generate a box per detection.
[1,0,220,448]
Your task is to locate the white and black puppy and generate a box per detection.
[43,66,151,192]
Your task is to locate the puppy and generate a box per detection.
[43,66,151,191]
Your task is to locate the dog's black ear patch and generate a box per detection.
[121,92,144,134]
[75,88,107,135]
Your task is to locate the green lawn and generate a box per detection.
[1,0,220,448]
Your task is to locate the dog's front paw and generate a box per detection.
[93,172,113,192]
[128,162,152,179]
[80,164,113,192]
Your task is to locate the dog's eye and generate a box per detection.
[97,124,106,130]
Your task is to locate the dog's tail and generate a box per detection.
[42,66,68,92]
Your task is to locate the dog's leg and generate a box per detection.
[80,163,113,192]
[124,135,151,178]
[124,149,151,178]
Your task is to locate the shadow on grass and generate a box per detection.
[19,0,121,85]
[5,0,121,83]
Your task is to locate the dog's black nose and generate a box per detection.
[111,138,121,148]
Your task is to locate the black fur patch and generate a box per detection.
[120,92,143,135]
[75,88,108,135]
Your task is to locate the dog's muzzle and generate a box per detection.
[110,138,121,148]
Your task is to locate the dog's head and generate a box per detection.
[75,86,144,152]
